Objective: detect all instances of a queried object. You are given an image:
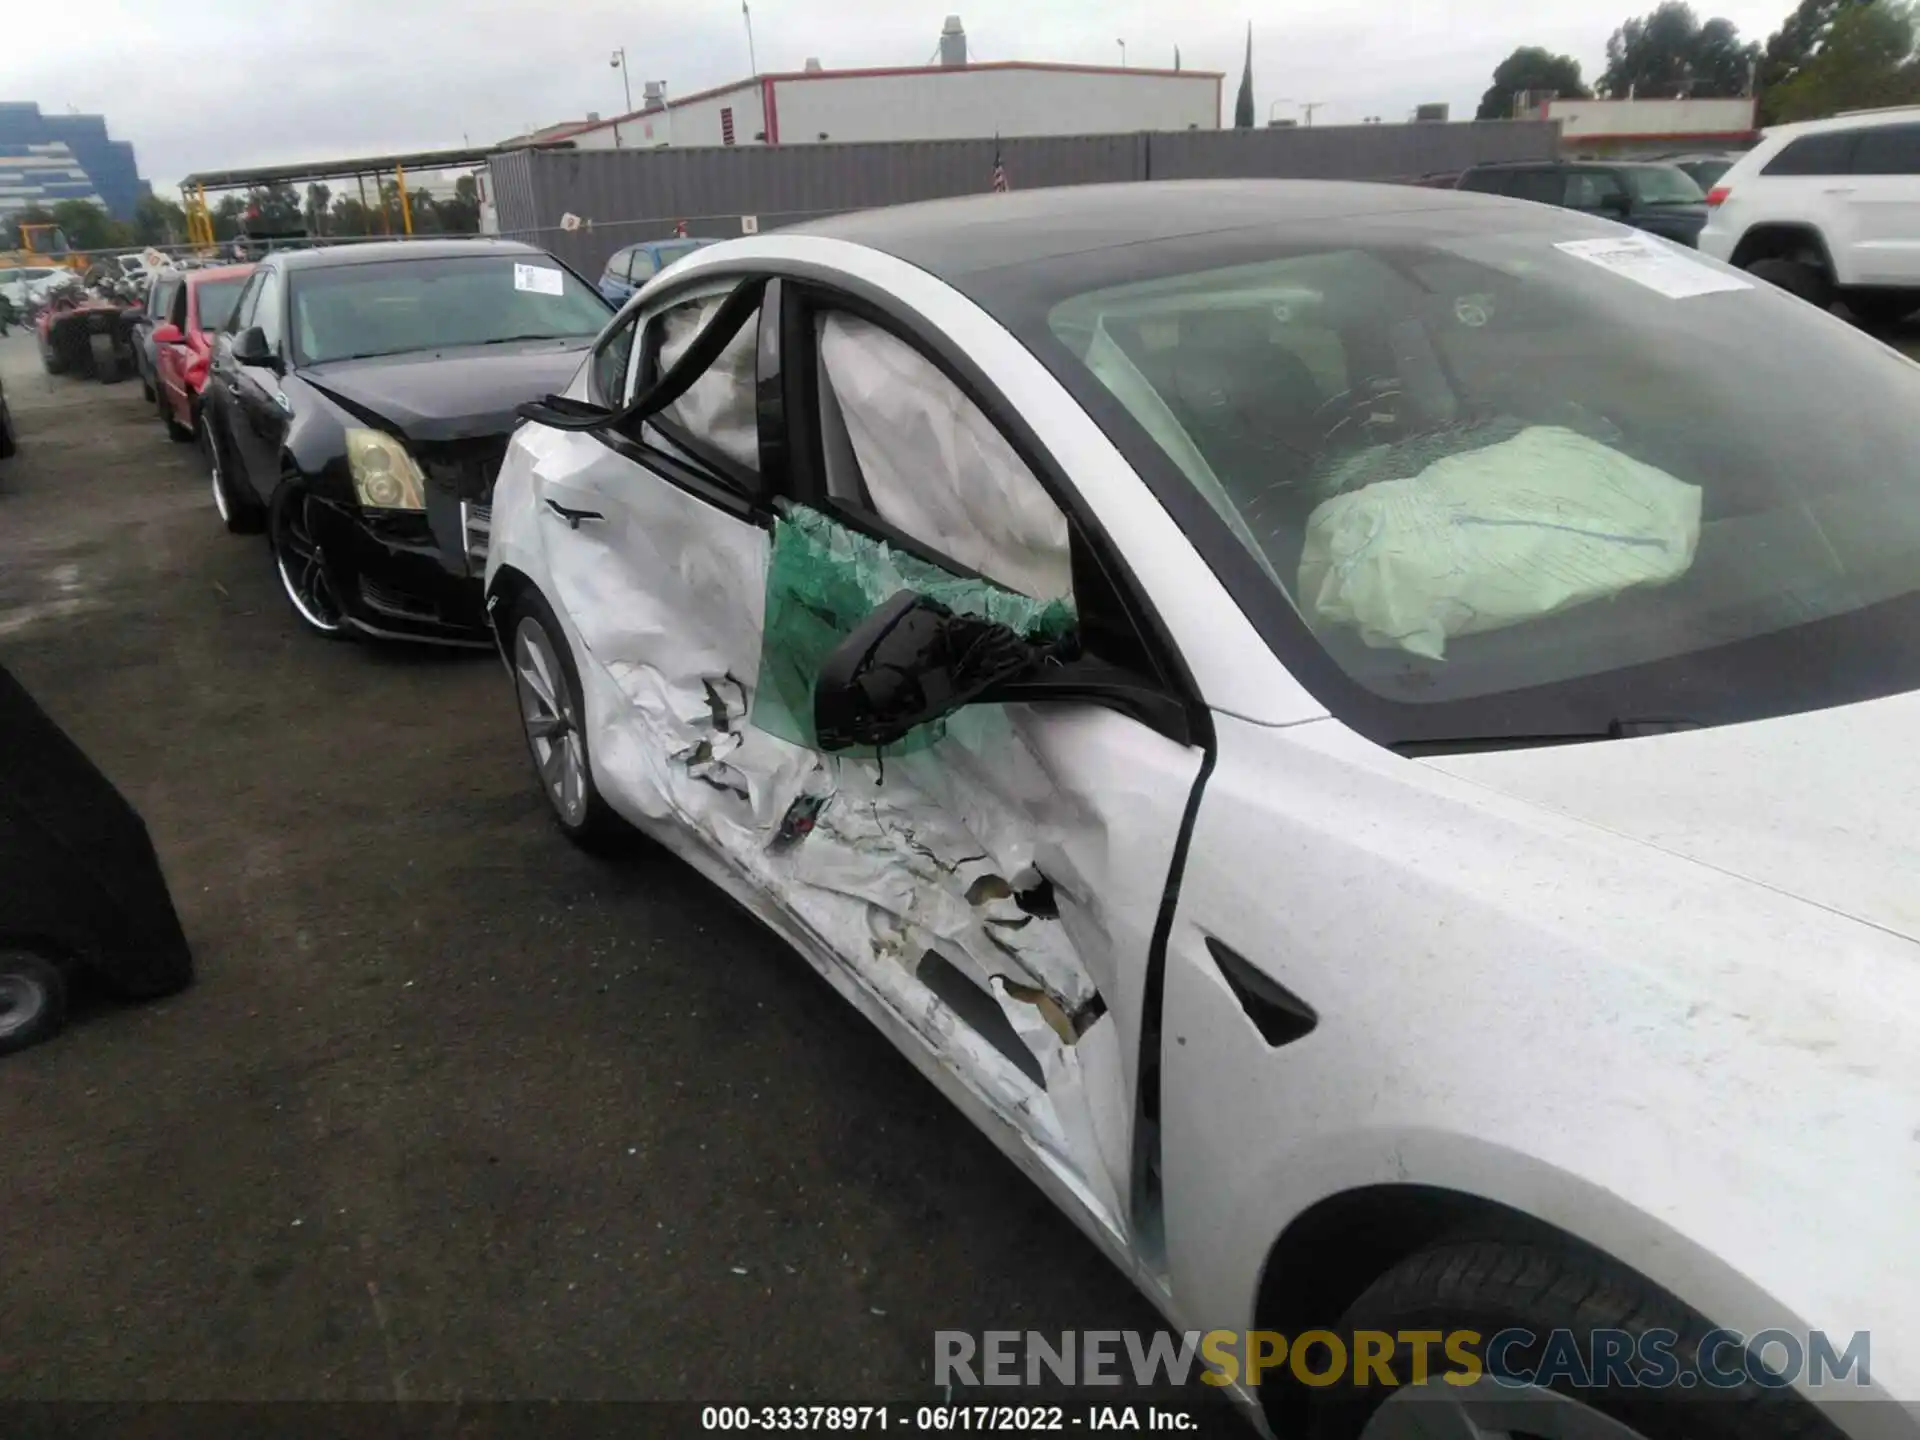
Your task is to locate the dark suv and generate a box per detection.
[1455,161,1711,247]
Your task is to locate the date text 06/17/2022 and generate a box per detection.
[700,1404,1202,1431]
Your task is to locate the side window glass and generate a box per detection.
[1563,171,1625,210]
[630,249,654,282]
[1511,171,1564,205]
[253,271,283,350]
[227,273,262,334]
[170,281,191,327]
[589,310,639,406]
[814,310,1072,602]
[1455,170,1507,195]
[638,291,762,479]
[1763,132,1854,176]
[1852,124,1920,175]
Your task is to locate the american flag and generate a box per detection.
[992,140,1009,193]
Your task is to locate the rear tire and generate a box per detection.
[1843,289,1919,330]
[1745,256,1833,311]
[203,409,262,534]
[0,396,16,459]
[508,588,634,853]
[1304,1236,1841,1440]
[89,332,124,383]
[0,950,68,1057]
[40,338,64,375]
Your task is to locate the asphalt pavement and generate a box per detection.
[0,336,1224,1427]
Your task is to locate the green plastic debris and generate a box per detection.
[752,504,1077,754]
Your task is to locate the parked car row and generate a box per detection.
[38,185,1920,1438]
[1455,105,1920,327]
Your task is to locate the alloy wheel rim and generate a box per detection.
[0,974,47,1041]
[1359,1377,1655,1440]
[204,417,230,522]
[274,493,344,632]
[514,617,587,825]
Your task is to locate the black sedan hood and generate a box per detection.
[302,340,589,443]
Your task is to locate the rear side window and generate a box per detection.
[1508,170,1569,206]
[1763,132,1856,176]
[1851,124,1920,175]
[1563,170,1628,211]
[1456,170,1510,195]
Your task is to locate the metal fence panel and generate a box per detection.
[492,122,1556,276]
[485,147,540,237]
[1144,121,1558,182]
[497,132,1142,274]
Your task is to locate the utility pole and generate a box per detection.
[1300,101,1326,127]
[743,1,758,74]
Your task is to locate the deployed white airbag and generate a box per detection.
[658,296,760,471]
[1299,425,1702,659]
[819,313,1072,602]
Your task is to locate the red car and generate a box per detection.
[152,264,254,442]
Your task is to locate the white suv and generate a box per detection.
[1699,104,1920,325]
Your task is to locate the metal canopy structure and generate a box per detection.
[177,141,574,246]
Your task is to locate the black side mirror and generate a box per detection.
[813,590,1056,752]
[230,325,276,368]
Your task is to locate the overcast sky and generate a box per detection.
[7,0,1798,192]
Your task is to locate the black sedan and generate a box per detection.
[200,239,614,644]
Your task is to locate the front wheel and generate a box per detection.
[1305,1237,1840,1440]
[0,950,68,1057]
[509,590,633,851]
[270,486,352,640]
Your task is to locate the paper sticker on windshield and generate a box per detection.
[1555,237,1752,299]
[513,263,564,296]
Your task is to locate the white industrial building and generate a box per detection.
[557,17,1220,150]
[1539,97,1760,159]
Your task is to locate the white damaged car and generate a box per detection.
[486,182,1920,1440]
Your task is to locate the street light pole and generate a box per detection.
[611,48,633,112]
[1267,97,1294,124]
[1300,100,1326,127]
[1117,38,1127,66]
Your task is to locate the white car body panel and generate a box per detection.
[489,228,1918,1437]
[1162,712,1919,1416]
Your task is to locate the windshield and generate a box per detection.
[194,278,247,333]
[1627,166,1706,204]
[1014,214,1920,747]
[289,253,611,364]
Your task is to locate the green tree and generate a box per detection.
[305,183,332,236]
[1759,0,1867,101]
[134,193,186,246]
[438,174,481,234]
[1768,0,1920,119]
[212,195,248,241]
[1234,22,1255,127]
[49,199,133,251]
[1477,46,1592,118]
[1600,1,1761,98]
[329,196,372,236]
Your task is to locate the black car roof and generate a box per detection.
[1464,159,1684,170]
[789,179,1515,280]
[268,238,548,270]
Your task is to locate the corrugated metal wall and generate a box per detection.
[492,122,1557,277]
[1142,120,1558,181]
